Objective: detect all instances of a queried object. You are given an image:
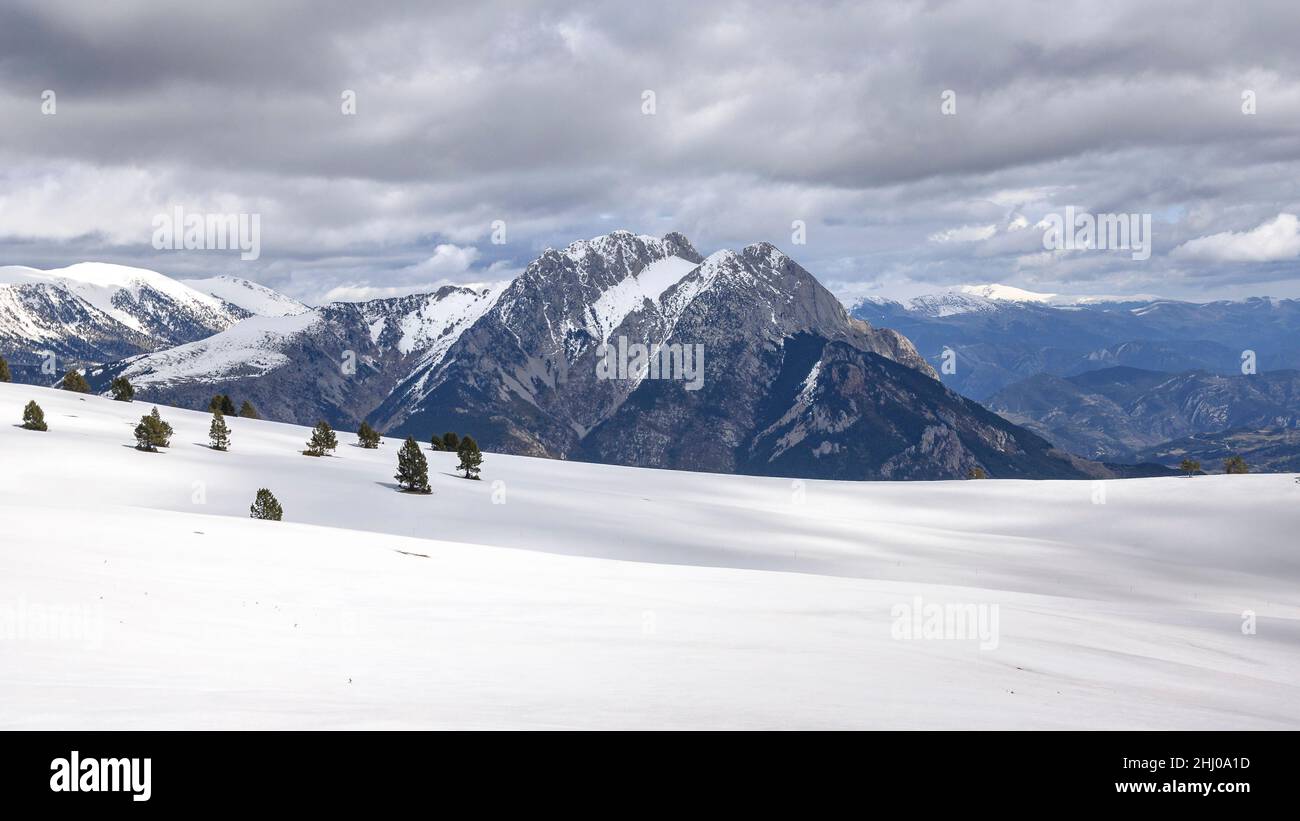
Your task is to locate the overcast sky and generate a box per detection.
[2,0,1299,305]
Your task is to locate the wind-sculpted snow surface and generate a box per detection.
[1,383,1297,729]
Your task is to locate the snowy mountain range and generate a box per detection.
[0,262,249,377]
[57,231,1103,480]
[16,240,1298,479]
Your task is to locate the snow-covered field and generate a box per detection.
[1,382,1297,729]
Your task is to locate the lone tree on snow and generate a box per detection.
[21,400,47,431]
[1223,455,1249,474]
[1179,458,1201,477]
[442,431,460,451]
[395,436,432,493]
[238,400,259,419]
[61,369,90,393]
[357,421,381,449]
[109,375,135,402]
[134,406,173,451]
[209,411,231,451]
[304,420,338,457]
[456,435,483,480]
[0,355,11,382]
[966,467,988,480]
[249,488,283,521]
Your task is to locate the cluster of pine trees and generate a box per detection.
[430,431,483,480]
[209,394,259,419]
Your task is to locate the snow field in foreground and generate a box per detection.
[1,382,1297,728]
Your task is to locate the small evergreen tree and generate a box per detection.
[1179,458,1201,477]
[209,411,231,451]
[221,394,236,415]
[249,488,283,521]
[151,406,173,442]
[429,434,443,451]
[61,369,90,393]
[357,421,381,449]
[0,355,11,383]
[134,407,173,451]
[20,400,47,431]
[442,431,460,451]
[395,436,432,493]
[1223,455,1249,474]
[456,435,483,480]
[109,375,135,402]
[304,420,338,456]
[238,400,260,419]
[966,466,988,480]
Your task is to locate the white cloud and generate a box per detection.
[1173,213,1300,262]
[928,224,997,244]
[403,244,481,276]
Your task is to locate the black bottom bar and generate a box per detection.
[1,730,1288,809]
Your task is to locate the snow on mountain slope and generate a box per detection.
[905,291,1000,317]
[117,312,321,385]
[182,275,310,317]
[588,255,699,342]
[2,382,1297,729]
[20,262,239,335]
[357,286,498,359]
[958,283,1058,303]
[0,262,246,371]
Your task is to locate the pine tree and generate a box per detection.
[966,466,988,479]
[429,434,443,451]
[395,436,432,493]
[109,375,135,402]
[208,394,224,412]
[1179,458,1201,477]
[442,431,460,451]
[20,400,47,431]
[238,400,260,419]
[357,421,381,449]
[304,420,338,456]
[0,355,11,383]
[209,411,231,451]
[151,406,174,442]
[221,395,236,415]
[61,369,90,393]
[134,407,173,451]
[456,435,483,480]
[1223,455,1249,474]
[249,488,283,521]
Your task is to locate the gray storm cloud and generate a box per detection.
[1,0,1298,303]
